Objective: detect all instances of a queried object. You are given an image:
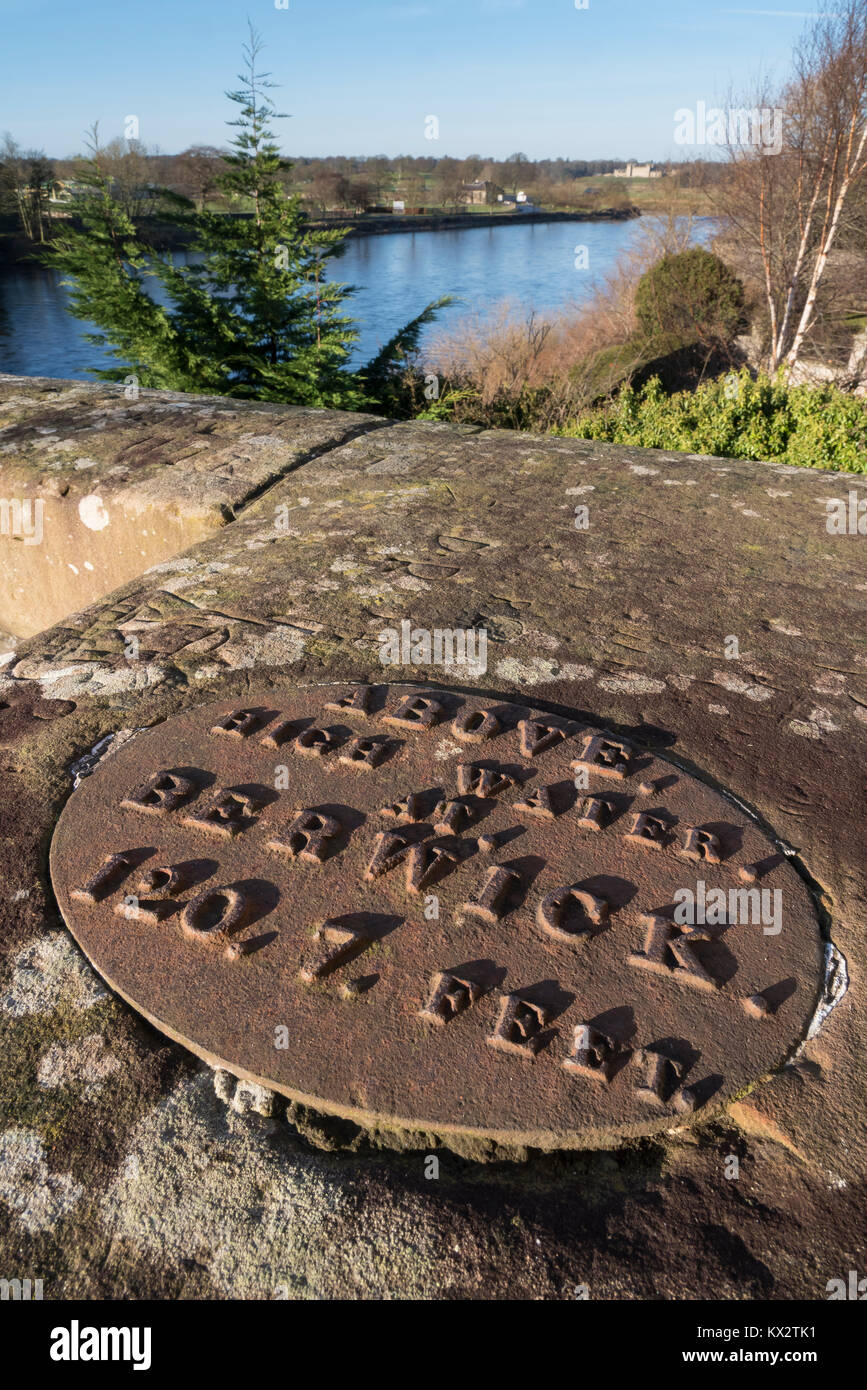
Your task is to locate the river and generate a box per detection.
[0,217,713,380]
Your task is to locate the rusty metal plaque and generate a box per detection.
[50,684,825,1149]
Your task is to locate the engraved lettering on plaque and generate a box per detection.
[575,795,614,831]
[433,797,473,834]
[672,1084,701,1113]
[463,865,520,922]
[628,913,720,991]
[537,886,610,941]
[365,829,416,880]
[518,719,567,758]
[405,838,461,893]
[211,708,266,738]
[419,971,482,1024]
[514,784,558,819]
[115,863,186,923]
[261,719,304,749]
[457,763,512,798]
[739,1000,766,1023]
[340,735,391,769]
[183,789,259,839]
[381,791,431,824]
[325,686,372,715]
[679,826,722,863]
[180,885,250,953]
[268,810,341,864]
[49,682,824,1149]
[384,694,444,730]
[632,1045,684,1106]
[121,770,197,816]
[294,726,339,757]
[488,994,549,1057]
[71,852,136,904]
[562,1024,624,1083]
[623,811,669,850]
[571,733,634,780]
[451,707,502,742]
[299,919,372,982]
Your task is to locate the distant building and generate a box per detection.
[460,180,502,206]
[608,162,663,179]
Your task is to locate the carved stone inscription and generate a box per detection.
[50,684,824,1149]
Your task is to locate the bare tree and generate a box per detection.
[174,145,225,211]
[719,1,867,372]
[0,134,55,241]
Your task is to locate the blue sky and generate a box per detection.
[0,0,814,160]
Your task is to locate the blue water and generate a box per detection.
[0,218,714,380]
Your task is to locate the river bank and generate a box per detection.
[308,206,641,237]
[0,205,641,266]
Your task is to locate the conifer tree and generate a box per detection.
[50,26,446,409]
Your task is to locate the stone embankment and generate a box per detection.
[0,374,863,1298]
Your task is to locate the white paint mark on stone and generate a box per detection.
[78,494,110,530]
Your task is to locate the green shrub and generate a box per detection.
[634,248,746,351]
[557,370,867,473]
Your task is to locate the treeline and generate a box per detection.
[0,133,721,240]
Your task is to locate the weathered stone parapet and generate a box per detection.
[0,374,386,637]
[0,377,864,1298]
